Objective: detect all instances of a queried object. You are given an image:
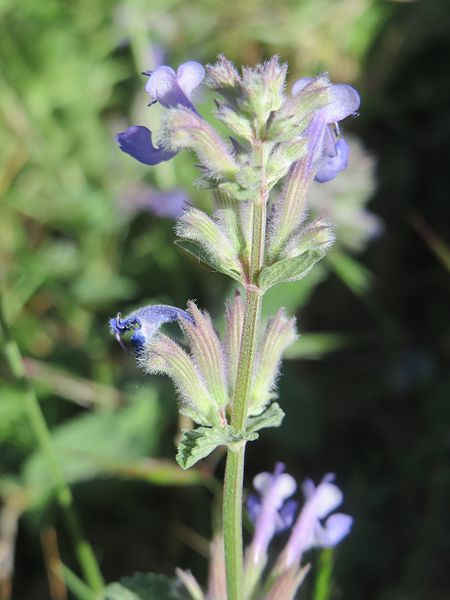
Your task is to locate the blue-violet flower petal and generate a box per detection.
[247,463,298,563]
[110,304,194,353]
[116,126,176,165]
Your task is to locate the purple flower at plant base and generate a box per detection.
[246,463,298,564]
[119,184,189,219]
[109,304,194,353]
[277,473,353,571]
[292,77,360,183]
[117,61,205,166]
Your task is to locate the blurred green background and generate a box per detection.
[1,0,449,598]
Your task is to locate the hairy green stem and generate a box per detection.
[0,298,104,595]
[223,139,268,600]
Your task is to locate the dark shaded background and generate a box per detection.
[0,0,449,598]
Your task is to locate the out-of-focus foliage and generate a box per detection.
[0,0,449,598]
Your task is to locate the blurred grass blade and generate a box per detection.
[109,458,212,487]
[60,564,98,600]
[285,333,351,360]
[24,358,121,409]
[312,548,334,600]
[327,250,373,296]
[409,213,450,273]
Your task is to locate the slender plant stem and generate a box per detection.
[0,298,104,595]
[223,139,268,600]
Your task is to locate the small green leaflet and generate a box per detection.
[259,248,327,290]
[176,425,258,469]
[247,402,285,434]
[175,239,242,283]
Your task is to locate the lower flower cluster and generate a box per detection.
[177,465,352,600]
[110,296,296,467]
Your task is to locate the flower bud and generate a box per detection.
[239,57,288,132]
[175,207,243,280]
[146,333,224,427]
[224,291,245,395]
[214,100,253,141]
[281,217,335,260]
[180,302,229,409]
[162,107,238,180]
[206,54,241,95]
[249,309,297,416]
[176,568,204,600]
[267,139,307,190]
[206,536,227,600]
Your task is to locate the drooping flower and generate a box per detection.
[109,304,193,353]
[246,463,298,564]
[277,473,353,571]
[116,61,205,166]
[291,76,359,183]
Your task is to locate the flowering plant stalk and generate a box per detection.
[111,55,359,600]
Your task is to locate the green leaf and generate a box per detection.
[174,239,242,283]
[176,425,258,469]
[246,402,285,433]
[0,385,33,448]
[105,573,184,600]
[259,248,327,290]
[22,392,162,505]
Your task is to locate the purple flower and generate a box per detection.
[278,474,353,569]
[246,463,298,564]
[116,126,176,166]
[315,136,349,183]
[292,77,360,183]
[144,61,205,110]
[110,304,194,353]
[117,61,205,166]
